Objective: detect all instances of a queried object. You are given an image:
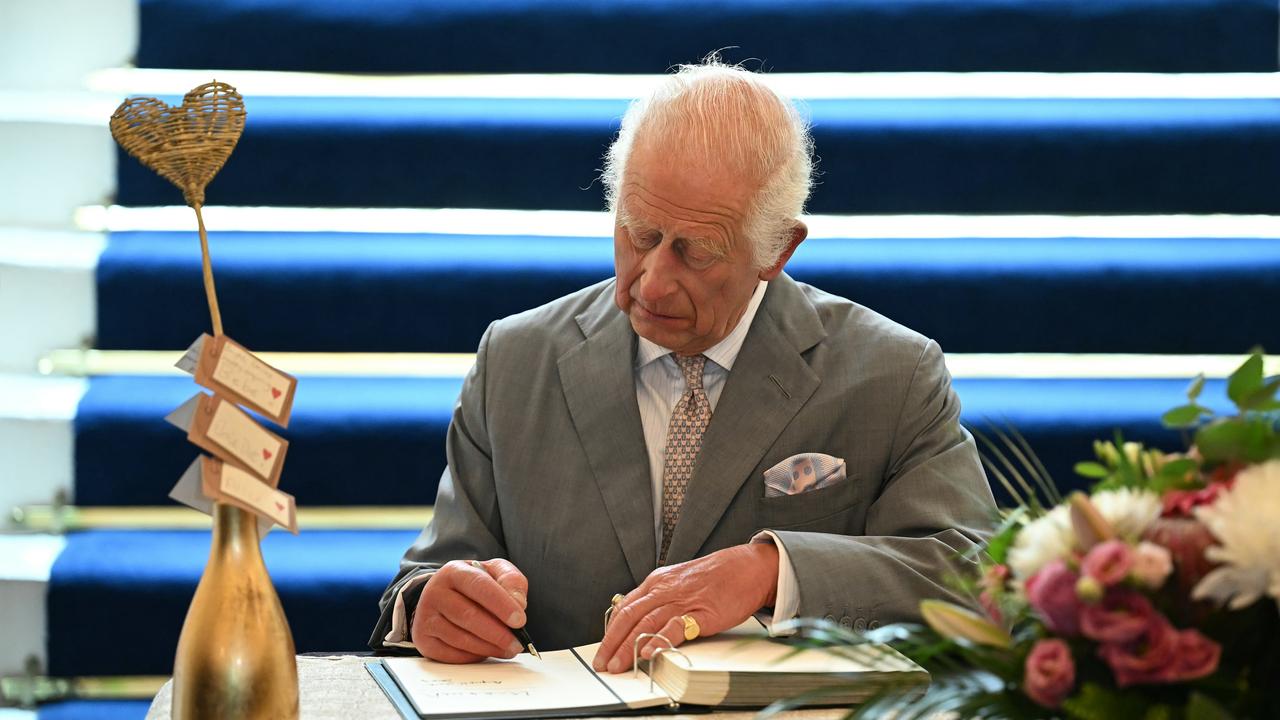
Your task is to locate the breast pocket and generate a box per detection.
[755,476,865,533]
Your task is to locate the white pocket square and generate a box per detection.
[763,453,847,497]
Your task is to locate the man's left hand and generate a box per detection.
[592,542,779,674]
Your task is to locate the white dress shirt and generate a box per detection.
[633,280,800,631]
[387,279,799,647]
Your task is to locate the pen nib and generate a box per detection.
[528,644,542,660]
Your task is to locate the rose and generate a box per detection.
[1097,613,1180,687]
[1023,639,1076,709]
[1172,629,1221,681]
[979,564,1010,623]
[1082,540,1133,586]
[1130,541,1173,589]
[1081,588,1155,644]
[1162,481,1235,518]
[1025,560,1083,636]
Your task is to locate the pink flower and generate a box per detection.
[1162,481,1234,518]
[1173,629,1221,681]
[1081,588,1156,644]
[1025,560,1083,636]
[1024,639,1076,709]
[1131,541,1173,589]
[979,564,1010,624]
[1082,540,1134,586]
[1097,614,1181,687]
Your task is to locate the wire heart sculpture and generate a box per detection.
[110,81,245,207]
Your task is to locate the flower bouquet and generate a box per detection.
[777,352,1280,719]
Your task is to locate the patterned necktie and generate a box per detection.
[659,353,711,564]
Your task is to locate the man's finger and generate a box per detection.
[481,559,529,609]
[593,591,664,671]
[429,612,521,660]
[446,561,527,628]
[639,615,690,659]
[602,605,681,674]
[418,635,487,665]
[436,589,522,653]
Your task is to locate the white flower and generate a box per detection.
[1007,504,1073,580]
[1131,541,1174,589]
[1091,488,1161,541]
[1005,489,1160,581]
[1193,460,1280,610]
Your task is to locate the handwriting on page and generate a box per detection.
[206,401,284,480]
[209,339,294,423]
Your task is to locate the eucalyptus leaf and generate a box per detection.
[1195,419,1249,463]
[1187,373,1206,401]
[1074,461,1110,479]
[1240,377,1280,411]
[1227,353,1264,408]
[1162,403,1209,428]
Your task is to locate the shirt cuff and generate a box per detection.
[750,530,800,637]
[383,571,434,649]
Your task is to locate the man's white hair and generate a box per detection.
[601,57,815,269]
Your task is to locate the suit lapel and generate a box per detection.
[558,288,656,586]
[664,275,826,562]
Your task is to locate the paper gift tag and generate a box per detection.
[168,392,288,486]
[181,333,297,427]
[201,456,298,534]
[168,456,274,537]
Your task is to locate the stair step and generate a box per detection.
[114,96,1280,215]
[45,529,417,677]
[135,0,1278,74]
[73,374,1229,506]
[95,231,1280,354]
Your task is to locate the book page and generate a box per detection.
[676,620,919,674]
[383,648,668,718]
[573,642,674,709]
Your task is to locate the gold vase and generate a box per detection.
[172,502,299,719]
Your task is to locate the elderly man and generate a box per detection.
[369,59,995,673]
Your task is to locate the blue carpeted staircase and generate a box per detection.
[30,1,1280,717]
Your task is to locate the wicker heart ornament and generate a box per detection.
[110,81,245,207]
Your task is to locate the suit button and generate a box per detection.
[823,614,836,624]
[838,616,853,630]
[853,617,868,633]
[868,620,881,630]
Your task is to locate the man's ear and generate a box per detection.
[758,221,808,281]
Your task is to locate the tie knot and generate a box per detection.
[675,354,707,390]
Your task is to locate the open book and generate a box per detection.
[367,618,928,719]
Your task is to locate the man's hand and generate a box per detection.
[412,558,529,663]
[592,543,779,674]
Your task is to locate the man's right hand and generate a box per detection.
[411,558,529,663]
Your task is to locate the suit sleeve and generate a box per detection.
[769,339,996,629]
[368,323,510,652]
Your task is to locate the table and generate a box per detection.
[145,655,848,720]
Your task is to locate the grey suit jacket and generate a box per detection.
[370,273,996,652]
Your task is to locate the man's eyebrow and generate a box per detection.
[682,235,730,259]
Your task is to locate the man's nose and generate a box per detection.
[635,244,679,302]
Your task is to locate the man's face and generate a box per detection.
[613,150,773,355]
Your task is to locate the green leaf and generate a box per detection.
[1187,373,1207,401]
[985,507,1027,565]
[1195,419,1250,463]
[1186,691,1236,720]
[1239,377,1280,411]
[1074,461,1110,479]
[1063,683,1153,720]
[1227,353,1264,409]
[1162,403,1211,428]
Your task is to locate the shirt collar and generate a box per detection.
[635,280,769,371]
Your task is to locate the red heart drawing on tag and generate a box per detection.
[275,502,285,512]
[271,388,282,399]
[262,448,273,460]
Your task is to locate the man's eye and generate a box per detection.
[684,248,717,268]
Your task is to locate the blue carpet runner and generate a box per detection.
[96,232,1280,354]
[136,0,1279,74]
[74,375,1229,507]
[114,97,1280,214]
[36,700,151,720]
[45,529,418,677]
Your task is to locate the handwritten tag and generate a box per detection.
[185,393,288,486]
[169,456,274,536]
[201,456,298,534]
[188,333,297,427]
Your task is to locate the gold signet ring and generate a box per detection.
[611,593,625,607]
[681,615,700,641]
